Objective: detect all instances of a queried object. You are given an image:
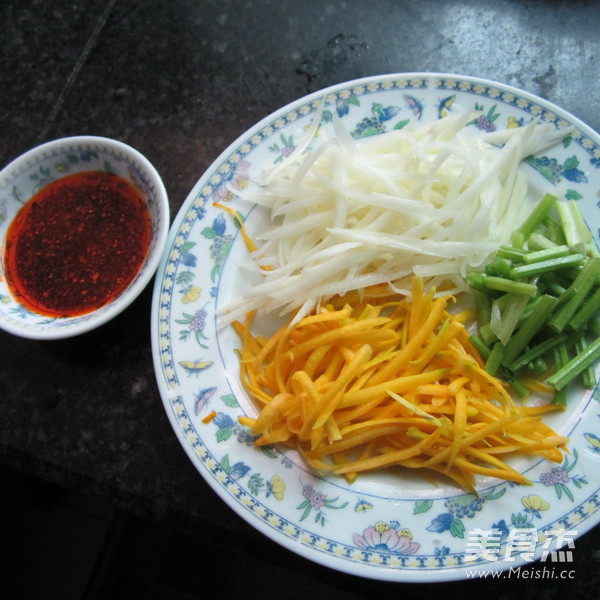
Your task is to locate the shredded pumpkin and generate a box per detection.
[233,276,567,492]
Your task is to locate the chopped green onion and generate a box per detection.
[575,337,596,389]
[589,316,600,337]
[466,272,499,296]
[501,294,557,367]
[479,323,498,346]
[473,290,492,331]
[469,334,491,359]
[521,245,570,264]
[526,357,548,374]
[551,342,570,407]
[504,374,529,399]
[468,192,600,404]
[509,253,586,279]
[544,280,567,298]
[544,216,567,246]
[498,246,526,262]
[567,257,600,295]
[485,258,512,278]
[547,336,600,391]
[508,333,570,371]
[556,199,593,254]
[550,293,588,333]
[512,193,557,244]
[527,232,558,251]
[481,274,538,297]
[516,295,544,325]
[548,257,600,332]
[490,291,530,345]
[570,286,600,331]
[485,342,505,376]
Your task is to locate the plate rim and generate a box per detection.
[150,72,600,582]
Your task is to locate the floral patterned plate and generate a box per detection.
[151,73,600,581]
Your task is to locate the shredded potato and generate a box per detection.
[234,277,567,492]
[220,108,568,325]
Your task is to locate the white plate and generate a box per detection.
[151,73,600,582]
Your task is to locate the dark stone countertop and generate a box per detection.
[1,1,600,597]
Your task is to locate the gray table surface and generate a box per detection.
[1,1,599,597]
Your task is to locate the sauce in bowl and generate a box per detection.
[3,170,152,318]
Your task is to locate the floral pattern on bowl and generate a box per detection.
[0,136,169,339]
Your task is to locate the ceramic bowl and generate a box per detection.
[0,136,169,339]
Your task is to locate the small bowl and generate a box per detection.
[0,136,169,339]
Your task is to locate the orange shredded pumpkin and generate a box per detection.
[233,277,568,492]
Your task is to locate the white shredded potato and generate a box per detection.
[219,107,567,324]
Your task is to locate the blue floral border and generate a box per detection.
[169,393,600,573]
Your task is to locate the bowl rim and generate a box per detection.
[0,135,170,340]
